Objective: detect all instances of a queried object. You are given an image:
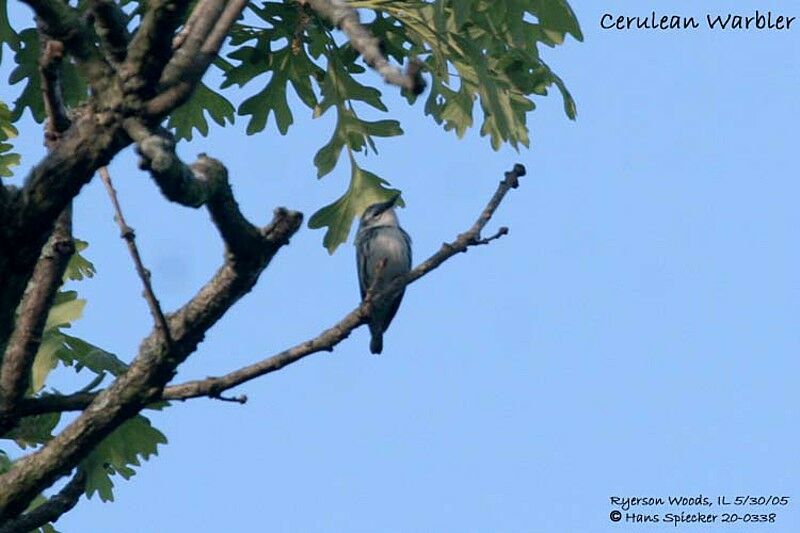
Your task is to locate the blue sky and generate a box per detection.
[2,0,800,531]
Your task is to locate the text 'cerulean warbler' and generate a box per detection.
[355,194,412,354]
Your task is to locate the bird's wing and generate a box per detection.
[356,228,373,300]
[380,288,406,331]
[380,227,412,329]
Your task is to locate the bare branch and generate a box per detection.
[0,470,86,533]
[162,164,523,400]
[469,226,509,246]
[122,0,192,96]
[171,0,207,50]
[161,0,227,87]
[304,0,425,94]
[15,164,525,416]
[145,0,248,117]
[98,167,173,348]
[125,119,265,257]
[0,207,73,435]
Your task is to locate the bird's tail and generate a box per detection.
[369,325,383,355]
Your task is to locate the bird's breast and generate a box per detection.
[369,228,411,279]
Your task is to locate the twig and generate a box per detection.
[209,392,248,404]
[0,469,86,533]
[304,0,425,94]
[98,166,173,348]
[470,226,508,246]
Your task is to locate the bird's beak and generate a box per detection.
[375,192,401,214]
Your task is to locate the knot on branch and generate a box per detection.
[137,133,175,173]
[190,153,229,194]
[503,163,527,189]
[262,208,304,245]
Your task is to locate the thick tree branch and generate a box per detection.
[304,0,425,94]
[17,164,526,413]
[88,0,131,64]
[99,167,173,347]
[122,0,192,97]
[125,119,265,257]
[161,0,227,86]
[0,208,73,434]
[0,470,86,533]
[145,0,248,117]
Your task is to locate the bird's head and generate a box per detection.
[359,193,402,229]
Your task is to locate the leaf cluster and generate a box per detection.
[0,0,581,251]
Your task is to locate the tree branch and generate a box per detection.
[0,469,86,533]
[21,0,114,90]
[88,0,131,64]
[122,0,192,97]
[0,207,73,435]
[304,0,425,94]
[37,27,70,144]
[125,119,265,257]
[16,164,526,413]
[98,167,173,348]
[145,0,248,117]
[159,163,524,400]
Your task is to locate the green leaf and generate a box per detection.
[167,81,235,141]
[452,0,477,29]
[532,0,584,41]
[0,449,10,473]
[64,239,96,282]
[238,50,293,135]
[80,415,168,502]
[313,109,402,177]
[44,291,85,331]
[0,0,20,62]
[315,57,387,117]
[5,412,60,448]
[363,0,579,149]
[0,100,20,177]
[57,333,127,376]
[308,154,404,253]
[31,333,62,393]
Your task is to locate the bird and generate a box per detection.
[355,193,412,354]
